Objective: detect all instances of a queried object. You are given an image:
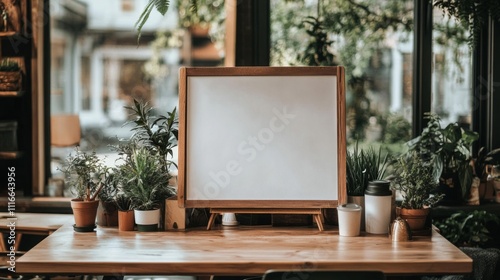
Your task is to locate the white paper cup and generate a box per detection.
[337,203,362,236]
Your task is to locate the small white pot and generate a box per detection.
[134,209,160,231]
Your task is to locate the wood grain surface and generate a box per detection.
[17,224,472,276]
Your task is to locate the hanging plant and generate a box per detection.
[434,0,500,47]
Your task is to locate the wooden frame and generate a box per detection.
[178,66,346,213]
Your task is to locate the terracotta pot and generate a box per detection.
[134,209,160,232]
[71,199,99,228]
[118,210,135,231]
[97,200,118,227]
[398,207,430,231]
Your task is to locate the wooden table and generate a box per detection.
[0,212,74,251]
[16,224,472,276]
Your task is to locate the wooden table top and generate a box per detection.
[0,212,73,233]
[17,224,472,276]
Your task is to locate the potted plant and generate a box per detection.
[60,147,109,231]
[96,172,119,227]
[391,152,444,231]
[343,143,389,228]
[114,144,176,231]
[406,112,478,205]
[115,193,135,231]
[0,58,21,91]
[471,147,500,202]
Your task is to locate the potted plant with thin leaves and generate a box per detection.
[115,193,135,231]
[60,147,109,231]
[391,152,444,231]
[114,143,176,231]
[344,143,389,229]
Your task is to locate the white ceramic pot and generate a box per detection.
[134,208,160,232]
[337,203,362,237]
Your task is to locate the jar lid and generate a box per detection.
[365,180,392,196]
[337,203,362,212]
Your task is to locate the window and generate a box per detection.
[270,0,414,150]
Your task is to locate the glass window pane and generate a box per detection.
[49,0,225,196]
[270,0,414,150]
[432,6,473,128]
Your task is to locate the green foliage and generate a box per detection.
[434,210,500,248]
[381,113,412,144]
[176,0,224,28]
[298,16,337,66]
[114,193,133,211]
[98,172,118,203]
[114,145,176,210]
[112,99,179,210]
[125,99,178,174]
[135,0,171,43]
[0,59,20,71]
[406,112,479,199]
[60,147,109,201]
[346,143,389,196]
[272,0,413,80]
[321,0,412,80]
[391,152,444,209]
[434,0,500,47]
[346,76,371,141]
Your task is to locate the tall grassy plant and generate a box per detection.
[346,144,389,196]
[115,145,176,210]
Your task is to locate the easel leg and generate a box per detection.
[0,232,6,251]
[314,215,324,231]
[207,213,218,230]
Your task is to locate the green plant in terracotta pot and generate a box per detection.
[391,152,444,231]
[114,193,135,231]
[60,147,109,231]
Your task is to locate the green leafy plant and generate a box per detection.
[114,145,176,210]
[125,99,178,174]
[0,59,20,72]
[60,147,109,201]
[406,112,479,199]
[111,99,179,211]
[346,143,389,196]
[135,0,171,43]
[391,152,444,209]
[434,210,500,248]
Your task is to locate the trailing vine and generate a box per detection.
[434,0,500,47]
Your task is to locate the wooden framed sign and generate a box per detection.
[178,66,346,229]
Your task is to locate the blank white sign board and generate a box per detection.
[178,67,346,209]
